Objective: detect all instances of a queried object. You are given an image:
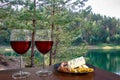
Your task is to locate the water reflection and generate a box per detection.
[86,49,120,75]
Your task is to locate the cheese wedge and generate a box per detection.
[68,56,86,68]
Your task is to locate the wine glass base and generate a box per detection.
[36,70,52,77]
[12,71,30,79]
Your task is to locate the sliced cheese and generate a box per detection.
[82,64,89,68]
[68,56,86,68]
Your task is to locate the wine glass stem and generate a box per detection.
[43,55,45,69]
[20,55,23,75]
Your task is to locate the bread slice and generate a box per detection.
[68,56,86,68]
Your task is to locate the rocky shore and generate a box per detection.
[0,54,20,70]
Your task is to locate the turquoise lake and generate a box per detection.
[86,49,120,75]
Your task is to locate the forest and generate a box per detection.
[0,0,120,45]
[0,0,120,66]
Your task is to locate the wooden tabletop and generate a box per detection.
[0,65,120,80]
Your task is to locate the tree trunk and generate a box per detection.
[49,22,54,66]
[49,0,55,66]
[30,0,36,67]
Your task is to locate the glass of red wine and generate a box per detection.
[35,30,53,76]
[10,29,31,79]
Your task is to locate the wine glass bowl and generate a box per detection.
[10,29,31,79]
[11,41,31,55]
[35,41,53,55]
[35,30,53,76]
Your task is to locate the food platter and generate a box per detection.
[54,63,94,74]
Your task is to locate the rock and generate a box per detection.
[0,54,20,70]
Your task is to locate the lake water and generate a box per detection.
[86,49,120,75]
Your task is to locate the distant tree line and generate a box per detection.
[71,12,120,45]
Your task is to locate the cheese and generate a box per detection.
[68,56,86,68]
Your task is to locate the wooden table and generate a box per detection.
[0,65,120,80]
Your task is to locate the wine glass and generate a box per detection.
[10,29,31,79]
[35,30,53,76]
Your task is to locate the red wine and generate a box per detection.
[35,41,53,55]
[10,41,31,55]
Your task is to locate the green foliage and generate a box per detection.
[1,0,120,66]
[0,30,10,45]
